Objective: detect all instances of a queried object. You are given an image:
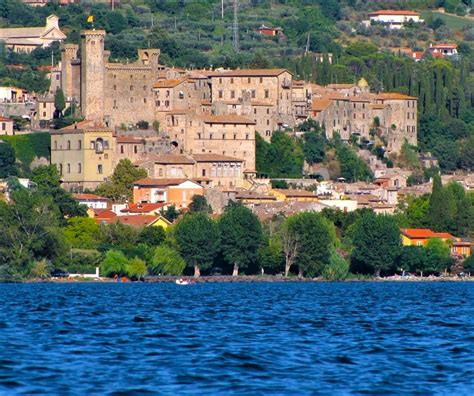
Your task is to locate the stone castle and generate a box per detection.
[50,29,418,191]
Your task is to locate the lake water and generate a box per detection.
[1,282,473,394]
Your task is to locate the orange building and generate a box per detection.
[400,228,471,257]
[133,178,203,209]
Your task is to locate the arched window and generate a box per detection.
[67,140,71,150]
[95,138,104,153]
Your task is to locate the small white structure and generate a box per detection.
[0,117,14,135]
[428,43,458,57]
[69,267,100,279]
[368,10,423,29]
[72,193,109,209]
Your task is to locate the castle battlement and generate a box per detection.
[80,29,106,36]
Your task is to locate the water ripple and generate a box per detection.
[0,282,473,394]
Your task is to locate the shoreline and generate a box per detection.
[16,274,474,283]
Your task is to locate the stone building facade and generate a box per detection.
[50,120,114,190]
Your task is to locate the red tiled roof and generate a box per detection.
[400,228,457,240]
[116,136,142,144]
[152,78,187,88]
[311,99,332,112]
[430,43,457,49]
[73,193,108,201]
[377,92,417,100]
[93,209,117,219]
[273,189,317,198]
[0,116,12,122]
[134,178,188,187]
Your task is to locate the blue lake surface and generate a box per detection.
[0,282,474,395]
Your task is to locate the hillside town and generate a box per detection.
[0,5,473,281]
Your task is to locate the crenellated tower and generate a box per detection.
[60,43,79,101]
[80,29,105,123]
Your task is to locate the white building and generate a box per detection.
[368,10,423,29]
[428,43,458,57]
[72,193,109,210]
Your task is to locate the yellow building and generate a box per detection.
[51,120,114,190]
[271,189,319,202]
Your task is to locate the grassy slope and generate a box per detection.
[1,133,50,169]
[421,11,473,31]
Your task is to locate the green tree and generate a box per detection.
[258,238,284,275]
[398,246,429,276]
[160,205,180,222]
[0,142,18,178]
[126,257,147,280]
[283,212,335,278]
[64,217,100,249]
[303,132,326,164]
[99,222,139,249]
[0,189,66,280]
[351,212,401,276]
[149,245,186,276]
[174,212,219,277]
[335,144,373,182]
[427,174,456,232]
[256,132,304,178]
[95,159,147,201]
[100,250,129,277]
[54,88,66,117]
[189,194,212,213]
[425,237,453,274]
[219,204,263,276]
[322,250,349,280]
[463,255,474,275]
[137,225,166,246]
[31,165,87,220]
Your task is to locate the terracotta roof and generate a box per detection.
[116,136,143,143]
[430,43,457,49]
[0,116,13,122]
[377,92,417,100]
[368,10,420,16]
[326,83,355,89]
[152,78,187,88]
[58,120,111,131]
[273,189,317,198]
[192,154,243,162]
[311,99,332,112]
[400,228,456,240]
[0,26,46,39]
[349,96,372,103]
[236,191,276,200]
[210,68,290,77]
[73,193,108,201]
[201,115,256,124]
[93,209,117,219]
[152,154,195,165]
[134,178,188,187]
[122,202,165,213]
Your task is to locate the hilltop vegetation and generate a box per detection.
[1,0,474,173]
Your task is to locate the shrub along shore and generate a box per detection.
[0,166,473,282]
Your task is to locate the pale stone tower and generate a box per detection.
[60,43,78,100]
[80,30,105,123]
